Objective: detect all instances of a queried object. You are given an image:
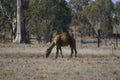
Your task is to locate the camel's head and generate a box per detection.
[46,49,51,58]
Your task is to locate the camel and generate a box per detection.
[46,32,77,58]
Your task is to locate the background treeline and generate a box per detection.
[0,0,120,43]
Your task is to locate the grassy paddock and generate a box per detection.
[0,43,120,58]
[0,43,120,80]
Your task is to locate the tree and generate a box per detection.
[13,0,28,43]
[26,0,71,42]
[114,1,120,47]
[0,0,16,42]
[0,0,28,43]
[115,2,120,24]
[68,0,91,36]
[82,0,114,37]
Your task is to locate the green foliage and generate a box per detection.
[115,2,120,23]
[0,0,16,38]
[26,0,71,42]
[0,0,120,43]
[82,0,114,37]
[0,0,16,20]
[69,0,90,36]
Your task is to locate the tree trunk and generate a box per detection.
[11,18,16,41]
[13,0,21,43]
[97,29,101,48]
[13,0,27,43]
[116,30,118,48]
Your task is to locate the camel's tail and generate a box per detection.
[46,42,55,58]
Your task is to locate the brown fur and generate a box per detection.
[46,32,77,58]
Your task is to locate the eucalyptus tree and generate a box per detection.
[26,0,71,42]
[115,2,120,24]
[0,0,16,42]
[13,0,29,43]
[81,0,114,47]
[0,0,28,43]
[69,0,91,36]
[82,0,114,37]
[114,1,120,47]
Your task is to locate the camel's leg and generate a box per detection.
[59,47,63,58]
[73,41,77,57]
[70,44,73,58]
[70,47,73,57]
[56,46,59,58]
[74,47,77,57]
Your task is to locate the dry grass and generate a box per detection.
[0,43,120,80]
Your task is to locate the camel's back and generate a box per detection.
[53,32,75,46]
[60,32,69,42]
[59,32,71,46]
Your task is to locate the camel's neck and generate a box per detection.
[47,42,55,52]
[46,42,55,58]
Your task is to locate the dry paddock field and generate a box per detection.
[0,43,120,80]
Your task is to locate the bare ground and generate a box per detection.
[0,43,120,80]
